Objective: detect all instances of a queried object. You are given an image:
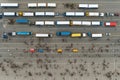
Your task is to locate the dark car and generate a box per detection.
[105,12,110,16]
[105,12,115,16]
[8,32,12,36]
[2,32,8,39]
[114,13,120,16]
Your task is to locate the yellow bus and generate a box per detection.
[71,33,82,38]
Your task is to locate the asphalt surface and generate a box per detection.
[0,0,120,80]
[0,0,120,55]
[0,0,120,58]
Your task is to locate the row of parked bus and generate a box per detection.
[56,21,116,27]
[28,3,98,9]
[65,12,104,17]
[78,4,98,9]
[35,20,103,26]
[0,3,98,9]
[15,19,117,27]
[28,3,56,8]
[0,3,56,8]
[56,32,103,38]
[1,11,119,18]
[1,12,55,17]
[56,21,103,26]
[6,31,103,38]
[1,11,105,17]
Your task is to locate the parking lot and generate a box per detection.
[0,0,120,80]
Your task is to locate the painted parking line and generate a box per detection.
[0,43,117,44]
[0,47,119,49]
[111,35,120,37]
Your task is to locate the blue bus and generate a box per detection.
[16,19,29,23]
[11,32,32,36]
[16,32,32,35]
[56,31,71,36]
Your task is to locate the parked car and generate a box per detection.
[2,32,8,39]
[105,12,114,16]
[72,48,79,53]
[57,49,63,53]
[105,12,119,16]
[105,12,110,16]
[105,33,111,36]
[109,13,114,16]
[114,13,120,16]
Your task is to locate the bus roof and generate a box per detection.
[71,33,82,37]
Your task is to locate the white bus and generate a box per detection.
[45,21,55,26]
[47,3,56,8]
[79,4,88,8]
[92,33,102,38]
[23,12,34,16]
[71,21,82,26]
[35,33,53,38]
[35,21,44,26]
[35,12,45,16]
[82,21,91,26]
[88,4,98,9]
[92,21,101,26]
[56,21,70,26]
[45,12,55,16]
[28,3,37,8]
[38,3,46,7]
[3,12,16,16]
[65,12,75,16]
[1,3,19,8]
[75,12,85,16]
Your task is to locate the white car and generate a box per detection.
[105,33,111,36]
[82,33,87,37]
[100,13,104,16]
[109,13,114,16]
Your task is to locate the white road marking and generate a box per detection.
[0,43,117,44]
